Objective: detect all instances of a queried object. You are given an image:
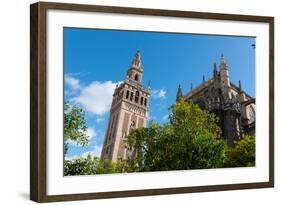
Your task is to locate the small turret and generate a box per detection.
[219,54,231,99]
[213,63,218,81]
[220,54,230,87]
[238,80,242,90]
[238,80,246,102]
[148,80,151,90]
[176,84,183,101]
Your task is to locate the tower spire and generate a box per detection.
[220,53,228,70]
[131,50,142,70]
[127,51,144,83]
[203,75,205,82]
[176,84,183,101]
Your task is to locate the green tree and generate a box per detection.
[63,102,131,176]
[64,102,89,155]
[64,154,128,175]
[225,135,255,167]
[64,155,99,176]
[125,99,227,172]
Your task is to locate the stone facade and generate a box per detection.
[101,51,150,162]
[178,55,255,146]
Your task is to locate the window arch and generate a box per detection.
[126,90,130,99]
[134,74,139,81]
[135,91,139,103]
[248,105,255,123]
[130,92,134,101]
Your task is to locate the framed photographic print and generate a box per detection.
[30,1,274,202]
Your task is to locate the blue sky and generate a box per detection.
[63,27,255,159]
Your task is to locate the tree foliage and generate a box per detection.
[124,99,227,172]
[63,99,256,176]
[64,102,89,154]
[64,155,129,175]
[225,135,255,167]
[64,155,116,175]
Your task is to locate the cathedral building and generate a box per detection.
[101,51,150,162]
[177,55,255,146]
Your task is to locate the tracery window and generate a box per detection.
[248,105,255,123]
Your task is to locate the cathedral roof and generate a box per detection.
[185,79,213,99]
[184,79,254,100]
[229,82,254,99]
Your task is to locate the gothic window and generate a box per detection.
[144,98,147,106]
[135,91,139,103]
[248,105,255,123]
[134,74,139,81]
[140,96,144,105]
[130,92,134,101]
[126,90,130,99]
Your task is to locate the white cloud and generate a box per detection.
[87,127,97,141]
[151,89,166,99]
[72,81,117,116]
[64,75,122,116]
[96,117,105,123]
[82,145,103,158]
[65,74,81,91]
[66,127,97,146]
[66,139,77,146]
[66,145,103,160]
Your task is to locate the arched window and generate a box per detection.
[249,105,255,123]
[135,91,139,103]
[144,98,147,106]
[130,92,134,101]
[126,90,130,99]
[140,96,144,105]
[134,74,139,81]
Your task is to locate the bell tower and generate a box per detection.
[101,51,151,162]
